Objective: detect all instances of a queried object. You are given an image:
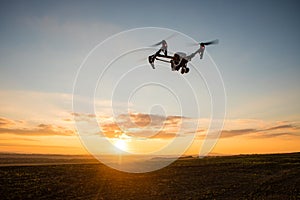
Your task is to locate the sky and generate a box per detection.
[0,0,300,157]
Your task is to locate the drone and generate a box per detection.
[148,38,219,74]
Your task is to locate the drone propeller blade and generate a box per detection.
[186,42,200,47]
[150,33,178,47]
[163,33,177,41]
[201,39,219,46]
[187,39,219,47]
[151,41,163,47]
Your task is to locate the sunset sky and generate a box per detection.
[0,0,299,156]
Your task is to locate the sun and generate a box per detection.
[113,139,127,151]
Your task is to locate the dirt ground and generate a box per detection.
[0,153,299,199]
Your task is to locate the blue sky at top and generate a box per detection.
[0,0,299,120]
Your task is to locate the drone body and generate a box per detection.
[148,39,218,74]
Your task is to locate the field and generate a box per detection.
[0,153,300,199]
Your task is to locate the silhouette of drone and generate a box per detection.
[148,37,219,74]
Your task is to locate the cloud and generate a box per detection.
[0,117,74,136]
[5,108,300,139]
[0,143,79,149]
[116,113,166,128]
[96,112,187,139]
[72,112,300,140]
[256,132,299,139]
[264,124,296,131]
[0,117,16,127]
[220,128,258,138]
[71,112,97,123]
[0,137,38,142]
[2,113,299,140]
[218,122,300,139]
[0,125,74,136]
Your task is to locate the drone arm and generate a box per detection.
[154,49,163,56]
[187,49,200,61]
[199,51,204,59]
[156,58,171,63]
[199,47,205,59]
[156,54,174,59]
[187,52,196,61]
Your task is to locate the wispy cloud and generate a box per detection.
[0,117,74,136]
[220,128,257,138]
[264,124,296,131]
[71,112,300,140]
[1,113,299,140]
[73,112,188,139]
[0,117,16,127]
[100,113,182,139]
[219,122,300,139]
[256,132,299,139]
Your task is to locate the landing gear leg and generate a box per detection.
[171,60,176,71]
[148,55,155,69]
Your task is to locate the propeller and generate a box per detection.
[200,39,219,46]
[138,34,177,62]
[186,42,201,47]
[151,40,165,47]
[151,33,177,47]
[187,39,219,47]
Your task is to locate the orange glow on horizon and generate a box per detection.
[0,112,299,156]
